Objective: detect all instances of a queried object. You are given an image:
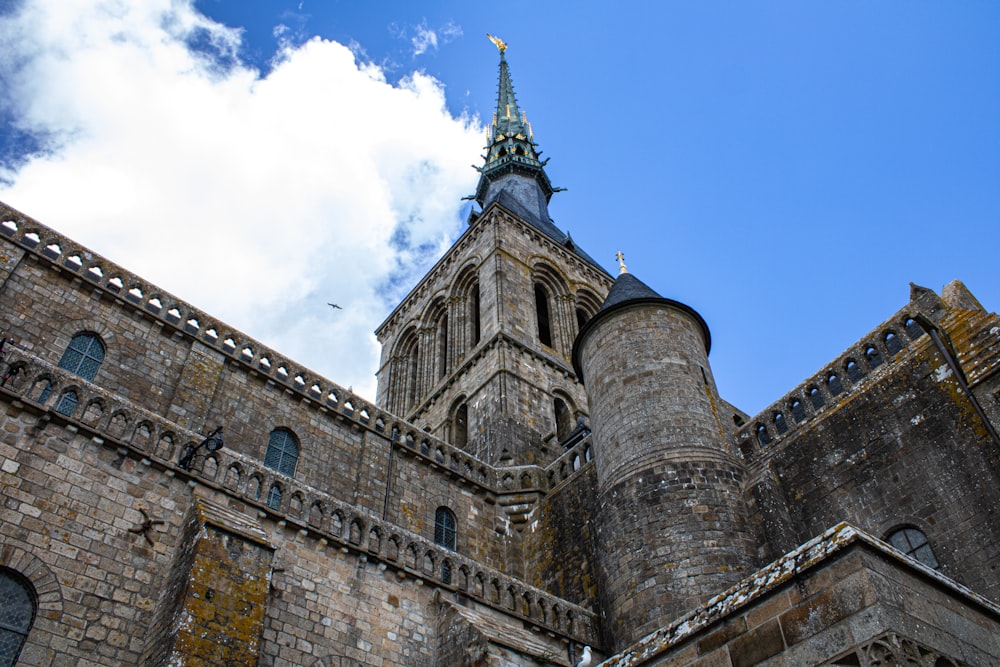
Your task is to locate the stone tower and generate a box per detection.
[573,268,757,650]
[375,43,613,465]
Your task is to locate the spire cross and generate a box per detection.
[616,251,628,274]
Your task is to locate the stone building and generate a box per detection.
[1,45,999,666]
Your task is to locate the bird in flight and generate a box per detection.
[328,303,342,310]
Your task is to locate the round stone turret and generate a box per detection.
[572,272,756,650]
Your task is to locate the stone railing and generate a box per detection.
[0,348,600,647]
[735,306,930,462]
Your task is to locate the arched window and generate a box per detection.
[452,402,469,448]
[808,386,825,409]
[434,507,456,551]
[534,283,552,347]
[470,281,481,346]
[55,390,78,416]
[554,397,574,442]
[58,333,105,381]
[264,428,299,477]
[904,317,925,341]
[845,359,863,383]
[266,484,282,510]
[884,331,903,355]
[886,527,939,569]
[827,373,844,396]
[0,567,36,666]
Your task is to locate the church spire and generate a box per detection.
[474,36,561,223]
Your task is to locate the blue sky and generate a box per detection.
[1,1,997,417]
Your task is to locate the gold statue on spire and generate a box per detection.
[616,251,628,275]
[487,33,507,54]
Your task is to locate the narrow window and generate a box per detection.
[791,400,807,422]
[887,527,939,569]
[58,333,105,381]
[471,282,481,345]
[756,424,771,446]
[808,386,825,409]
[773,412,788,435]
[576,308,588,331]
[845,359,863,383]
[534,283,552,347]
[264,428,299,477]
[434,507,457,551]
[437,314,448,379]
[827,373,844,396]
[904,317,925,341]
[865,346,883,369]
[554,398,573,442]
[266,484,282,510]
[885,331,903,355]
[453,403,468,448]
[0,567,36,666]
[55,390,78,416]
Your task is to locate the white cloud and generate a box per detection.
[411,22,438,56]
[0,0,484,402]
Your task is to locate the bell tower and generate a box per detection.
[375,39,613,465]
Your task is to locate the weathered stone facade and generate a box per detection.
[1,47,999,667]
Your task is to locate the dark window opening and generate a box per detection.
[554,398,573,442]
[885,331,903,355]
[809,386,825,409]
[865,346,883,369]
[264,428,299,477]
[827,373,844,396]
[434,507,456,551]
[756,424,771,446]
[774,412,788,435]
[887,527,939,569]
[535,284,552,347]
[733,414,745,426]
[437,314,448,379]
[471,283,481,345]
[904,318,925,341]
[791,400,807,422]
[845,359,863,383]
[453,403,468,448]
[576,308,588,331]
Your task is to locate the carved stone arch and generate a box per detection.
[392,326,422,415]
[308,501,325,527]
[81,398,106,426]
[1,359,29,390]
[289,492,305,518]
[348,517,364,545]
[573,287,603,332]
[224,462,242,490]
[386,535,400,562]
[155,432,176,460]
[0,544,64,623]
[451,260,483,350]
[30,373,56,405]
[551,389,577,442]
[531,261,571,352]
[131,420,154,449]
[458,564,470,590]
[448,394,470,448]
[107,410,129,438]
[405,543,419,569]
[422,295,450,382]
[367,526,381,554]
[473,572,485,597]
[331,510,345,537]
